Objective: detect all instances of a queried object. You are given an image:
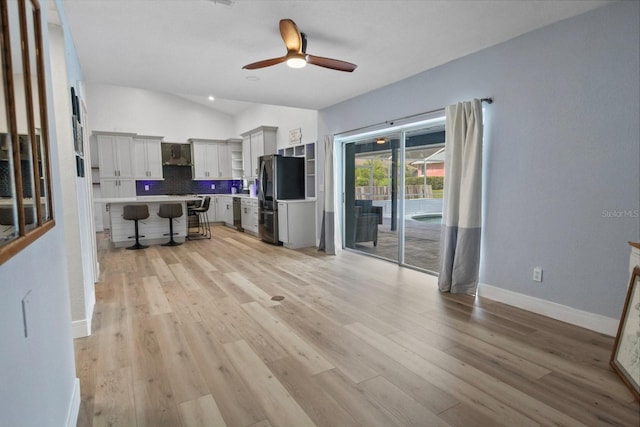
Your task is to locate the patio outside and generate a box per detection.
[351,145,444,273]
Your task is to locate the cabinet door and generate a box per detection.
[192,142,222,179]
[192,141,208,179]
[146,140,163,178]
[133,139,147,178]
[214,197,225,220]
[118,179,136,197]
[242,136,251,177]
[100,179,118,197]
[98,135,117,178]
[278,202,288,243]
[218,144,231,178]
[225,200,234,226]
[114,136,134,178]
[250,132,264,177]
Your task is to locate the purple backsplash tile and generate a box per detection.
[136,166,242,195]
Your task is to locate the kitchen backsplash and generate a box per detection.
[135,165,242,195]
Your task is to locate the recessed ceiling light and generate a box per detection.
[208,95,215,101]
[246,76,260,82]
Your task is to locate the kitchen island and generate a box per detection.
[95,195,201,247]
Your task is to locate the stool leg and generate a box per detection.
[162,217,181,246]
[127,219,148,250]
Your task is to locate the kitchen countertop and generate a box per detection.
[94,195,201,203]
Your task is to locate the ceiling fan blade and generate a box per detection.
[242,56,287,70]
[280,19,302,53]
[306,54,357,72]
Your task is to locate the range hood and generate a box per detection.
[161,142,192,166]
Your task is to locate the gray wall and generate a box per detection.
[319,1,639,319]
[0,4,77,427]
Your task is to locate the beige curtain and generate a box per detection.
[438,99,483,294]
[318,135,341,254]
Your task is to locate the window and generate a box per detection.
[0,0,54,265]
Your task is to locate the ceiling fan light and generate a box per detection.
[286,56,307,68]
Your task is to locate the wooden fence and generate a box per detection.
[355,185,433,200]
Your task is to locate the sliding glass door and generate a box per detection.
[341,116,445,274]
[344,132,401,263]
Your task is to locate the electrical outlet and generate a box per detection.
[533,267,543,283]
[144,184,150,191]
[210,184,215,189]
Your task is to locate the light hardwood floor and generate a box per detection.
[75,226,639,427]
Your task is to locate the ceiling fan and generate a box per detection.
[242,19,357,73]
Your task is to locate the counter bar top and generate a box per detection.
[95,195,201,204]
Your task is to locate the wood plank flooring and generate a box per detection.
[75,226,639,427]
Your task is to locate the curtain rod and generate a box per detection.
[334,97,493,137]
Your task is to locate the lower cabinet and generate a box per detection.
[277,200,316,249]
[215,196,234,227]
[241,198,258,235]
[100,179,136,229]
[109,201,188,246]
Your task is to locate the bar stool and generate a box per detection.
[186,198,202,239]
[158,203,183,246]
[122,205,149,250]
[189,196,211,239]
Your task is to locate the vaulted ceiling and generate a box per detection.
[60,0,611,115]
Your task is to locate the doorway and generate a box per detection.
[341,116,445,273]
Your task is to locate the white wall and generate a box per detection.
[0,4,79,426]
[86,83,235,141]
[234,103,318,149]
[319,2,639,329]
[49,1,97,339]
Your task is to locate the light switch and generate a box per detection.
[211,184,215,189]
[144,184,150,191]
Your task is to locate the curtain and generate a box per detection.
[438,99,483,294]
[318,135,341,254]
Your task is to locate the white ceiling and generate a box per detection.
[59,0,611,116]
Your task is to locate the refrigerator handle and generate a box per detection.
[259,159,267,202]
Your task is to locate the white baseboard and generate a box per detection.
[478,283,618,336]
[72,287,95,338]
[65,378,81,427]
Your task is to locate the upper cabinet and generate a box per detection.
[133,136,163,179]
[191,138,243,180]
[97,132,135,179]
[241,126,277,178]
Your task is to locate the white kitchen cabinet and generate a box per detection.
[190,139,237,180]
[277,200,316,249]
[97,132,135,179]
[98,178,136,229]
[241,197,258,236]
[133,136,163,179]
[240,126,277,178]
[216,196,234,227]
[191,139,222,179]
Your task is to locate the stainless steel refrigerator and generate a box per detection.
[258,154,305,244]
